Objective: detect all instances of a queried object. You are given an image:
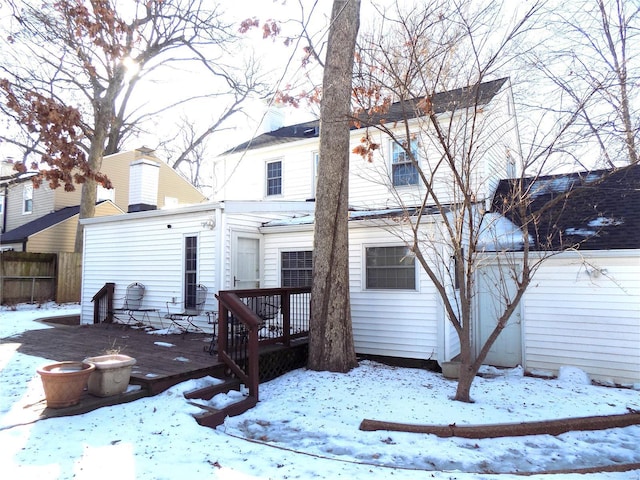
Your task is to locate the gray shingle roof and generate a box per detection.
[2,204,81,244]
[224,78,509,155]
[492,164,640,251]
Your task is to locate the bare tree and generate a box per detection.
[0,0,267,251]
[308,0,360,372]
[521,0,639,170]
[351,0,559,402]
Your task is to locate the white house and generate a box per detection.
[79,78,640,386]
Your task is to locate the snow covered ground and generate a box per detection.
[1,302,639,479]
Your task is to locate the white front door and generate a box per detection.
[233,236,260,289]
[476,264,522,367]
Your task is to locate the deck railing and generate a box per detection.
[215,287,311,401]
[92,282,115,324]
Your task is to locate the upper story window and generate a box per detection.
[23,184,33,214]
[266,160,282,196]
[281,250,313,287]
[312,151,319,197]
[164,196,178,208]
[365,245,416,290]
[391,139,419,186]
[0,193,4,216]
[96,185,115,202]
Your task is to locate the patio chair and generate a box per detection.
[112,282,145,324]
[247,295,281,324]
[165,284,208,333]
[238,295,282,339]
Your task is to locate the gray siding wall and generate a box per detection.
[5,182,55,231]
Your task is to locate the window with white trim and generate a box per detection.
[96,185,115,202]
[281,250,313,287]
[365,246,416,290]
[312,151,319,197]
[184,235,198,308]
[23,184,33,214]
[266,160,282,196]
[391,139,419,186]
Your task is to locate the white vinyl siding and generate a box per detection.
[262,223,441,361]
[522,253,640,385]
[213,95,518,210]
[80,210,218,332]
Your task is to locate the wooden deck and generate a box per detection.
[1,320,225,420]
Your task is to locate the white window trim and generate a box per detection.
[279,248,313,288]
[390,137,420,187]
[265,158,283,197]
[311,151,319,198]
[22,184,33,214]
[362,243,419,292]
[96,185,115,203]
[182,233,200,307]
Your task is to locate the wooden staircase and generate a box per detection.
[183,377,257,428]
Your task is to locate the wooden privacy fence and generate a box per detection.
[56,252,82,303]
[0,251,82,304]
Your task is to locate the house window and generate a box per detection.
[164,196,178,207]
[281,251,313,287]
[184,236,198,308]
[23,184,33,214]
[392,139,419,186]
[0,193,4,216]
[312,151,319,197]
[366,246,416,290]
[266,160,282,196]
[96,185,115,202]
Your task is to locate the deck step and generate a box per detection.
[191,396,258,428]
[184,377,258,428]
[183,378,242,400]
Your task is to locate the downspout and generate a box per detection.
[215,205,224,292]
[1,184,7,234]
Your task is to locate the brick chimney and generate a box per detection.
[128,158,160,213]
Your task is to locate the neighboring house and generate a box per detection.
[78,78,639,386]
[0,148,207,252]
[0,201,122,252]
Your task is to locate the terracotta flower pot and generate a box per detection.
[37,361,95,408]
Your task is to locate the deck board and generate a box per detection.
[2,322,222,387]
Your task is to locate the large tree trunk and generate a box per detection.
[308,0,360,372]
[74,114,108,253]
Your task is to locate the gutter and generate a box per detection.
[1,183,7,233]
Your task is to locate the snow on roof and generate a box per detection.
[477,212,532,252]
